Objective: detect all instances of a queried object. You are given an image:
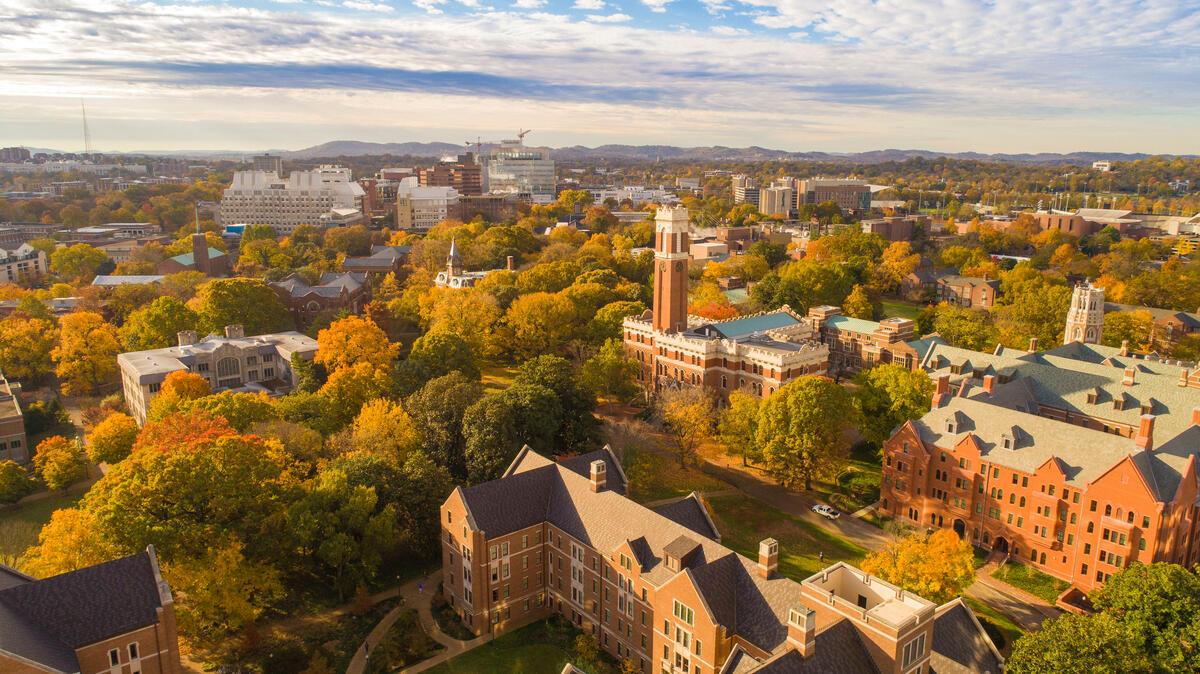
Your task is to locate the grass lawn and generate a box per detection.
[963,597,1023,657]
[0,492,82,565]
[880,299,924,321]
[481,365,519,394]
[623,445,727,504]
[811,441,881,515]
[707,494,868,579]
[426,618,610,674]
[991,560,1069,604]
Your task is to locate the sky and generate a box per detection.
[2,0,1199,154]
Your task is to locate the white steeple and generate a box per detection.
[1064,281,1105,345]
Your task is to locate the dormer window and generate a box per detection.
[1001,435,1013,450]
[946,419,957,434]
[1086,390,1098,405]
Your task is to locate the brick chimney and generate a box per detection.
[957,379,970,397]
[1123,366,1136,387]
[1181,369,1190,388]
[931,374,950,408]
[1135,414,1154,451]
[1028,337,1038,352]
[589,459,606,492]
[224,324,245,339]
[1192,407,1200,427]
[758,538,778,579]
[192,231,209,275]
[787,607,816,656]
[1120,339,1130,357]
[982,374,995,394]
[506,255,515,271]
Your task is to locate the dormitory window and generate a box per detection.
[902,633,926,668]
[129,642,139,659]
[109,649,120,667]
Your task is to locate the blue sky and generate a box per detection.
[2,0,1198,153]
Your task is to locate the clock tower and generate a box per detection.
[653,205,690,333]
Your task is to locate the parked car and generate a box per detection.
[811,504,841,520]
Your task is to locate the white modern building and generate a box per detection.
[0,244,47,283]
[395,177,459,231]
[588,186,680,205]
[487,141,555,204]
[0,161,147,175]
[219,166,365,234]
[117,325,317,424]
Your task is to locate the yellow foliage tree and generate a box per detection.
[33,435,87,491]
[658,387,714,467]
[20,508,119,577]
[861,529,975,604]
[52,311,122,395]
[315,315,397,373]
[87,412,139,464]
[0,316,57,382]
[350,399,421,462]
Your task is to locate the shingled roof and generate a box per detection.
[0,547,170,672]
[928,599,1005,674]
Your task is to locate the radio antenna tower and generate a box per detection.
[81,99,92,155]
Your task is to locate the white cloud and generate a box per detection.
[513,0,546,6]
[710,25,746,35]
[343,0,394,10]
[641,0,671,12]
[411,0,446,11]
[573,0,605,9]
[586,12,630,22]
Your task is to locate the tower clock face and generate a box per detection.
[674,261,684,272]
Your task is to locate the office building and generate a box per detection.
[0,147,31,163]
[395,177,459,231]
[731,174,759,207]
[441,446,1003,673]
[0,244,48,284]
[420,153,483,196]
[759,185,793,217]
[118,326,316,424]
[487,141,555,204]
[0,547,183,674]
[218,166,365,234]
[797,178,871,212]
[251,153,283,174]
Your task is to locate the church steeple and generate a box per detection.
[1064,281,1105,345]
[447,238,464,277]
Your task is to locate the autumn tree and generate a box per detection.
[930,303,999,351]
[718,390,761,466]
[86,412,139,464]
[20,508,119,577]
[408,329,480,380]
[870,241,922,294]
[0,316,57,382]
[0,460,34,504]
[180,391,279,432]
[191,278,292,335]
[315,315,398,373]
[861,529,975,604]
[842,284,877,320]
[501,291,576,359]
[1102,309,1155,352]
[350,399,421,463]
[657,387,713,467]
[33,435,86,491]
[853,364,935,446]
[757,377,857,490]
[120,296,199,351]
[52,311,122,395]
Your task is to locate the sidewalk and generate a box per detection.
[346,571,492,674]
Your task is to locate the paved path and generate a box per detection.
[970,558,1062,631]
[346,571,493,674]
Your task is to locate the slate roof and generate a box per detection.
[928,599,1005,674]
[558,447,628,495]
[1105,302,1200,329]
[272,272,366,299]
[723,620,881,674]
[937,275,999,289]
[651,492,721,541]
[0,548,168,672]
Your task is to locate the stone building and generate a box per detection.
[881,338,1200,595]
[440,446,1003,674]
[0,547,182,674]
[0,372,26,463]
[1064,281,1105,345]
[270,272,369,327]
[118,326,317,424]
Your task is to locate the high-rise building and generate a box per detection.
[420,153,483,196]
[440,446,1005,674]
[218,166,365,234]
[251,153,283,174]
[759,185,793,217]
[1064,281,1105,344]
[0,147,31,163]
[731,174,759,206]
[487,141,555,204]
[797,178,871,212]
[395,177,459,232]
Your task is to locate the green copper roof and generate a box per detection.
[169,247,226,265]
[708,312,799,339]
[824,314,881,334]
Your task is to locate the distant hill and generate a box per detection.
[281,141,1177,165]
[282,140,464,160]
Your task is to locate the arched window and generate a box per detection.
[217,357,241,388]
[1104,504,1112,517]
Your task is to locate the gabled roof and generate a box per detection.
[0,548,169,672]
[929,598,1005,674]
[168,247,226,265]
[651,492,721,541]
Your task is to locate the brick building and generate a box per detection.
[270,272,369,327]
[156,232,229,277]
[440,446,1003,674]
[935,275,1000,309]
[881,338,1200,595]
[0,547,182,674]
[420,153,483,196]
[623,207,827,399]
[342,245,410,278]
[805,306,929,377]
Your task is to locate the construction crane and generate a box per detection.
[517,128,531,143]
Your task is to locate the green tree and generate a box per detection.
[718,391,761,466]
[1102,309,1155,351]
[511,355,597,453]
[408,329,480,380]
[120,296,199,351]
[180,391,279,432]
[589,300,647,342]
[757,377,857,490]
[0,460,34,504]
[404,372,483,480]
[49,243,107,282]
[853,364,934,446]
[461,395,521,484]
[502,382,563,454]
[86,412,139,464]
[580,339,640,402]
[931,303,999,351]
[191,278,292,335]
[33,436,86,491]
[501,291,576,359]
[1090,562,1200,671]
[1008,614,1150,674]
[751,260,856,314]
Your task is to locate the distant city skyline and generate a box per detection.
[3,0,1199,154]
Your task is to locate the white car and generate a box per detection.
[811,504,841,520]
